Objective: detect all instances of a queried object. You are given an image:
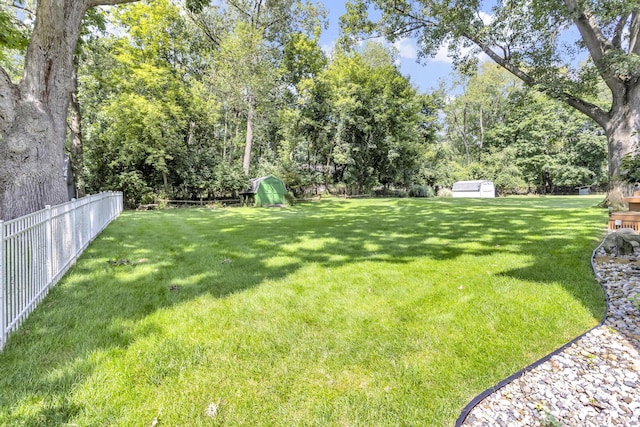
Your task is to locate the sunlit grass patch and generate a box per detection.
[0,196,607,426]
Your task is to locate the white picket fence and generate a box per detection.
[0,192,123,350]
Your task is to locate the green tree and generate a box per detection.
[342,0,640,205]
[0,4,28,66]
[321,43,428,193]
[0,0,138,220]
[444,63,520,165]
[189,0,326,176]
[486,89,607,193]
[81,0,209,204]
[276,33,330,193]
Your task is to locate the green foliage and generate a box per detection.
[211,164,249,198]
[484,147,529,195]
[0,5,28,78]
[490,90,607,193]
[284,190,296,205]
[320,43,429,193]
[82,0,228,202]
[0,7,28,61]
[621,152,640,184]
[426,64,607,195]
[116,171,153,208]
[281,33,327,86]
[340,0,640,195]
[408,184,434,198]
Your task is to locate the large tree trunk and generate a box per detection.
[0,0,135,221]
[601,83,640,209]
[0,0,85,220]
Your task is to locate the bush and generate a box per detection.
[116,171,153,208]
[212,164,249,198]
[409,185,435,198]
[284,191,296,206]
[437,188,453,197]
[372,188,409,198]
[153,191,170,209]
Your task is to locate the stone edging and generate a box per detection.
[454,240,611,426]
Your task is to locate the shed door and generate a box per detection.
[258,179,286,205]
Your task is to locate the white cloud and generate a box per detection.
[433,44,454,64]
[394,38,418,61]
[431,11,493,63]
[478,11,493,25]
[432,41,491,65]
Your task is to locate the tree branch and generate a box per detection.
[226,0,252,22]
[471,36,535,86]
[188,12,223,47]
[390,3,436,29]
[468,34,609,128]
[87,0,139,8]
[612,14,629,49]
[630,10,640,55]
[553,92,609,129]
[253,0,263,26]
[564,0,630,97]
[564,0,608,65]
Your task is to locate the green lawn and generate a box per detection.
[0,196,607,426]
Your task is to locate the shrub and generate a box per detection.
[153,191,170,209]
[372,188,410,198]
[409,185,435,198]
[284,191,296,206]
[116,171,153,208]
[438,188,453,197]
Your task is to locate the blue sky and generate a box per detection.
[317,0,465,93]
[317,1,587,95]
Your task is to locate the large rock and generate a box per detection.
[603,228,640,255]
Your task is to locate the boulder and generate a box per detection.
[603,228,640,256]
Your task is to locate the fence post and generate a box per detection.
[45,205,52,288]
[0,220,5,350]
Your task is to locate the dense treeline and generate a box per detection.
[2,0,606,206]
[432,63,608,196]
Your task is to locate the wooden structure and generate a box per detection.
[452,180,495,198]
[609,195,640,231]
[240,175,287,207]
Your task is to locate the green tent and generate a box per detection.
[241,176,287,207]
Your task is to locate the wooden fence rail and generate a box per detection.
[0,192,123,350]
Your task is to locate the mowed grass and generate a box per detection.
[0,196,607,426]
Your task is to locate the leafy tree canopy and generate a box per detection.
[341,0,640,205]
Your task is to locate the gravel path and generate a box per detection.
[459,247,640,427]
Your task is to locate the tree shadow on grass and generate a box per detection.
[0,197,608,425]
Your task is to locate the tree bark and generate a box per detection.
[602,82,640,208]
[0,0,136,220]
[607,85,640,180]
[242,93,255,176]
[68,55,85,198]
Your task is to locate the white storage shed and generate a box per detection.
[452,180,495,198]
